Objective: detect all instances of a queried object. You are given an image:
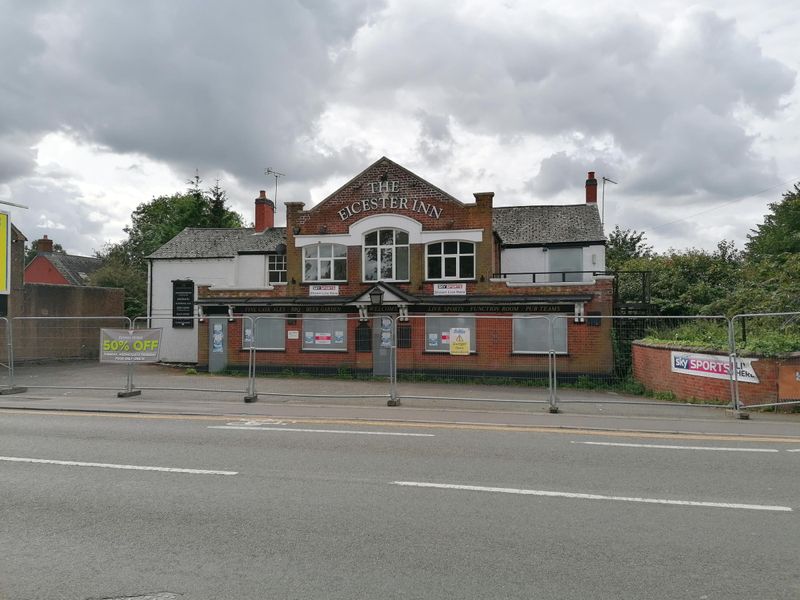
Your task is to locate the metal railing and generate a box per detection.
[0,311,796,417]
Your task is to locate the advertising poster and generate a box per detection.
[100,329,162,363]
[670,351,759,384]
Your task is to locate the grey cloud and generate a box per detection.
[526,152,619,198]
[0,0,385,190]
[342,6,794,202]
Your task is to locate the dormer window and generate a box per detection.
[363,229,409,282]
[303,244,347,282]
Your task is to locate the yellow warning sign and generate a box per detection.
[449,327,470,356]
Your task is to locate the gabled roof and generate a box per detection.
[42,253,104,286]
[306,156,466,212]
[147,227,287,259]
[492,204,605,246]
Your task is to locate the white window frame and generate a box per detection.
[267,254,287,284]
[303,244,347,283]
[243,314,286,351]
[301,314,348,352]
[512,314,568,354]
[425,241,476,281]
[362,228,410,282]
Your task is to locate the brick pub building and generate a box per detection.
[147,157,613,378]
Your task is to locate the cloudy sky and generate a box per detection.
[1,0,798,256]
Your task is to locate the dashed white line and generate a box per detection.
[572,441,779,453]
[786,449,800,453]
[0,456,237,475]
[391,481,792,512]
[208,425,434,437]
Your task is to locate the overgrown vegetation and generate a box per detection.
[91,174,243,318]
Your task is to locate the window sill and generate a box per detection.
[423,350,477,355]
[301,348,349,352]
[511,351,568,355]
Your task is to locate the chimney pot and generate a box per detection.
[255,192,275,231]
[36,236,54,253]
[585,171,598,204]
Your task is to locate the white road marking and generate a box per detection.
[226,418,293,426]
[786,449,800,453]
[391,481,792,512]
[572,441,779,453]
[0,456,237,475]
[209,425,434,437]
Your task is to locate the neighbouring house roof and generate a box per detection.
[492,204,605,246]
[41,253,104,286]
[147,227,287,259]
[149,204,604,261]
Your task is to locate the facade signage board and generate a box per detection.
[449,327,470,355]
[100,329,162,363]
[172,280,194,328]
[309,285,340,297]
[670,351,759,384]
[433,283,467,296]
[0,211,9,295]
[213,303,576,315]
[337,180,443,221]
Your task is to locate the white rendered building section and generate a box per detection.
[500,244,605,283]
[149,258,235,362]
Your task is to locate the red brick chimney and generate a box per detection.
[36,235,54,253]
[255,190,275,231]
[585,171,598,203]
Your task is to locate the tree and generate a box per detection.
[92,176,244,318]
[746,183,800,258]
[605,226,653,271]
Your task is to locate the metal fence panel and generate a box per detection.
[131,315,255,399]
[394,315,551,405]
[250,315,392,402]
[551,315,734,410]
[730,312,800,411]
[9,316,132,393]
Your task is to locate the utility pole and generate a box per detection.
[265,168,285,203]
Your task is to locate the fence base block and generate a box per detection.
[117,390,142,398]
[243,394,258,403]
[548,406,560,414]
[0,387,27,395]
[735,410,750,420]
[387,399,400,407]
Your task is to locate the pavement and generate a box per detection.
[2,361,799,438]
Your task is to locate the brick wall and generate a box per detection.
[632,342,800,406]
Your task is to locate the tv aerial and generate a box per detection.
[264,168,285,203]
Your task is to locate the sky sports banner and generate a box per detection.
[670,351,759,384]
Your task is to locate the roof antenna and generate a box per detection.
[601,176,617,227]
[265,168,285,203]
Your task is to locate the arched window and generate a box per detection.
[363,229,409,281]
[426,241,475,280]
[303,244,347,282]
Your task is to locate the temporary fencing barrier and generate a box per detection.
[394,315,553,407]
[729,312,800,412]
[1,311,797,416]
[5,316,132,394]
[131,315,256,400]
[249,315,393,403]
[550,314,734,411]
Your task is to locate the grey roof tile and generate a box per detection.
[492,204,605,245]
[147,227,287,259]
[44,253,104,286]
